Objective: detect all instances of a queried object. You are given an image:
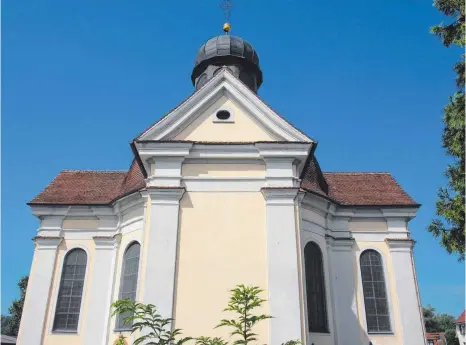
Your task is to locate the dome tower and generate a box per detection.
[191,34,263,93]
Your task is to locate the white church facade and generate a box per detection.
[18,34,426,345]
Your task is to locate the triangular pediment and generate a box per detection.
[137,69,313,143]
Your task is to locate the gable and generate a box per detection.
[174,96,277,142]
[137,69,313,143]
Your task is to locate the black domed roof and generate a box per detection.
[194,35,260,67]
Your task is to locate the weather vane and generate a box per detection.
[220,0,234,34]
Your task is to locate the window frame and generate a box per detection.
[357,248,394,335]
[303,241,330,334]
[114,241,142,332]
[50,246,89,334]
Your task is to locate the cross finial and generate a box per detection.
[220,0,234,34]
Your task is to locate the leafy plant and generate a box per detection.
[195,336,228,345]
[115,335,127,345]
[112,285,300,345]
[429,0,465,261]
[1,276,28,336]
[215,285,272,345]
[112,299,191,345]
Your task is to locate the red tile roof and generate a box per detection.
[29,157,418,207]
[29,160,145,205]
[457,310,466,323]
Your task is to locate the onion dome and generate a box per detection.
[191,35,263,93]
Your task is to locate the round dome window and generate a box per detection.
[216,110,231,121]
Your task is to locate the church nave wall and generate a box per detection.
[174,191,269,341]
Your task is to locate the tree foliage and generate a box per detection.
[112,285,299,345]
[215,285,272,345]
[111,299,191,345]
[429,0,465,260]
[1,276,28,336]
[423,305,459,345]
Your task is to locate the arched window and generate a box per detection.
[304,242,328,333]
[116,242,141,330]
[53,248,87,332]
[360,250,391,333]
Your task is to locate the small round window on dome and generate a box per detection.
[216,110,231,121]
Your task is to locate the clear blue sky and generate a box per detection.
[2,0,464,317]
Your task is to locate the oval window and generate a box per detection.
[216,110,231,120]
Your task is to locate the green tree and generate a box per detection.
[1,315,12,333]
[1,276,28,336]
[422,305,460,345]
[215,285,272,345]
[112,285,300,345]
[111,299,191,345]
[423,305,441,332]
[428,0,466,260]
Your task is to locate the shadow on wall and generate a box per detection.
[339,242,372,345]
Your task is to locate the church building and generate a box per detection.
[17,28,427,345]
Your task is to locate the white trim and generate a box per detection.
[212,105,235,123]
[48,245,91,336]
[182,176,265,192]
[141,187,184,328]
[386,239,426,345]
[356,247,396,336]
[138,69,313,142]
[325,237,339,345]
[119,216,144,233]
[351,232,389,242]
[262,187,303,344]
[18,237,62,344]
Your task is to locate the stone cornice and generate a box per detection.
[385,238,416,251]
[261,187,299,205]
[325,235,355,250]
[33,236,63,250]
[142,187,186,204]
[93,234,121,250]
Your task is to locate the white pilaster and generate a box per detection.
[136,142,193,187]
[262,187,302,344]
[326,237,361,345]
[83,235,121,345]
[141,187,185,321]
[386,239,426,345]
[17,236,62,345]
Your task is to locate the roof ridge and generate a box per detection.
[61,169,127,173]
[323,171,392,175]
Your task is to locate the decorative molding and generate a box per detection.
[325,236,354,251]
[33,236,63,250]
[182,176,265,192]
[261,187,299,205]
[385,238,415,251]
[143,187,185,205]
[93,234,121,250]
[137,69,313,142]
[212,105,235,123]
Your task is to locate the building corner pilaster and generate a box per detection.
[261,187,303,345]
[140,187,185,323]
[83,235,121,345]
[386,238,426,345]
[325,236,361,345]
[17,236,63,345]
